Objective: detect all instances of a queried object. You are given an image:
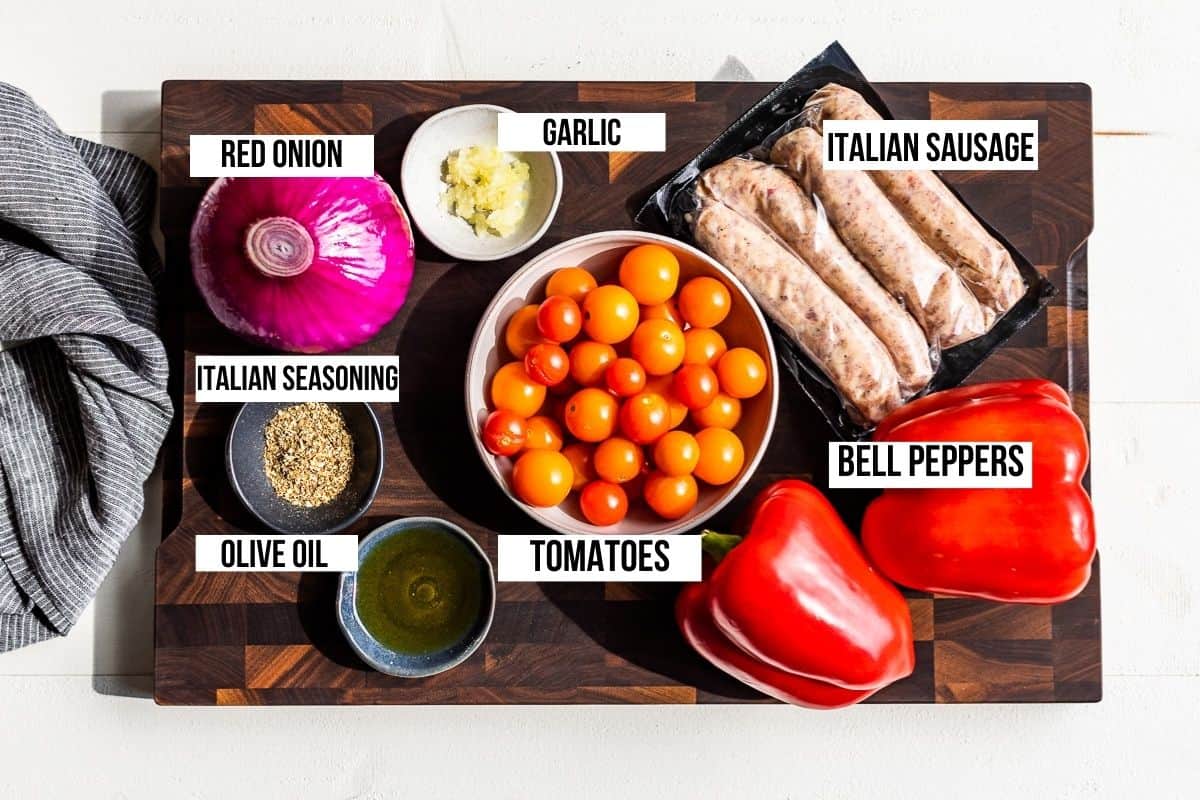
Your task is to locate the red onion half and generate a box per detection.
[190,176,415,353]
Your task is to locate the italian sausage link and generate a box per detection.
[769,127,987,348]
[697,157,933,393]
[692,198,904,423]
[805,83,1025,320]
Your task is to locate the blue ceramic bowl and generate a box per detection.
[337,517,496,678]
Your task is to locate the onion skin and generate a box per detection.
[190,176,415,353]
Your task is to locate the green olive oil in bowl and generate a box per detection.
[337,517,495,677]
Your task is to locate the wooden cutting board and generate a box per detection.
[155,80,1098,705]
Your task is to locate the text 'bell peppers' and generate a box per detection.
[862,379,1096,604]
[676,480,914,709]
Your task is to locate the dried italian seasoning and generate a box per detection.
[263,402,354,507]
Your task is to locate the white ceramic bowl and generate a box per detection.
[465,231,779,535]
[400,104,562,262]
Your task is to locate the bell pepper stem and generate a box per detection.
[700,530,743,564]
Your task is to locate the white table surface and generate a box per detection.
[2,1,1196,797]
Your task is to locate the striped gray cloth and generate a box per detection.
[0,83,172,651]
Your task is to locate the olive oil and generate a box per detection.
[354,526,485,655]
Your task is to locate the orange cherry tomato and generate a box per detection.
[537,295,582,343]
[563,388,618,442]
[693,427,745,486]
[582,284,639,344]
[481,410,527,456]
[643,471,698,520]
[524,415,564,451]
[605,357,647,398]
[653,430,700,477]
[678,276,731,329]
[593,437,644,484]
[569,340,618,386]
[618,244,680,306]
[619,391,671,445]
[545,266,597,304]
[716,347,768,399]
[692,392,742,430]
[672,364,719,410]
[491,361,546,418]
[580,480,629,526]
[641,298,683,328]
[561,442,595,491]
[630,319,685,376]
[504,305,545,358]
[512,449,573,507]
[644,374,689,429]
[524,343,569,387]
[682,327,727,367]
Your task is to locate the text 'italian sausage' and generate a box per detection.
[804,83,1025,321]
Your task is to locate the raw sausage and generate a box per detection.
[804,83,1025,321]
[697,157,933,393]
[769,127,987,348]
[692,198,904,423]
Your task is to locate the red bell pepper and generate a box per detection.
[862,379,1095,604]
[676,581,872,709]
[676,480,914,708]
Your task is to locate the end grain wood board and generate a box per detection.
[156,80,1099,705]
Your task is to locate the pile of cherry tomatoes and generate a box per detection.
[480,244,768,526]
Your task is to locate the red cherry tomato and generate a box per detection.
[537,295,582,343]
[579,481,629,526]
[605,357,647,398]
[524,343,570,387]
[481,410,527,456]
[672,364,720,410]
[619,391,671,445]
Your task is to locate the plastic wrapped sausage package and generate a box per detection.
[635,42,1054,439]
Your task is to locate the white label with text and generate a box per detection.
[189,134,374,177]
[195,535,358,572]
[194,355,400,403]
[497,534,701,582]
[823,120,1038,170]
[828,442,1033,489]
[497,113,666,152]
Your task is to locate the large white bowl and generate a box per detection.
[465,231,779,535]
[400,104,562,262]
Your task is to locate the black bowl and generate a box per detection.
[226,402,384,534]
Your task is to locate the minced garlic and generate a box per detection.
[440,145,531,237]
